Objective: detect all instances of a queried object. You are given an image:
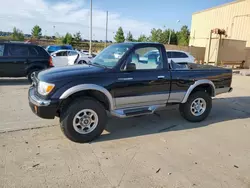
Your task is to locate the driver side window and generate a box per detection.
[125,47,163,70]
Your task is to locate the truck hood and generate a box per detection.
[37,64,105,82]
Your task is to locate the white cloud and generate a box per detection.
[0,0,158,40]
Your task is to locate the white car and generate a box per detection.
[166,50,195,64]
[51,50,92,67]
[143,50,195,64]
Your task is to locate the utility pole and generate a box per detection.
[168,30,172,44]
[89,0,93,55]
[105,11,108,47]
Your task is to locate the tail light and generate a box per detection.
[49,57,54,67]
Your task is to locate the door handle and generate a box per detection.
[157,75,165,79]
[118,77,133,81]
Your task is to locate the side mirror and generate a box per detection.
[126,63,136,71]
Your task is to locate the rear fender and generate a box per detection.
[181,80,215,103]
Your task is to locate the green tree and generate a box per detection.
[54,33,63,44]
[177,25,190,46]
[12,27,24,41]
[170,30,178,45]
[150,28,163,43]
[114,27,125,43]
[160,29,170,44]
[137,34,148,42]
[73,32,82,42]
[62,33,73,45]
[31,25,42,38]
[161,29,178,45]
[126,31,133,42]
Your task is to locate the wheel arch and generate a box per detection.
[26,64,46,75]
[59,84,114,111]
[181,80,215,103]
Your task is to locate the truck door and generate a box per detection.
[113,44,171,109]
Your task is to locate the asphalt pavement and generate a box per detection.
[0,76,250,188]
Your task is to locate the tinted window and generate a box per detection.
[125,47,163,70]
[8,45,29,56]
[171,52,188,58]
[68,51,78,56]
[0,44,4,56]
[56,51,68,56]
[166,52,172,58]
[36,46,49,57]
[29,47,39,56]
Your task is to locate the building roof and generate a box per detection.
[193,0,246,15]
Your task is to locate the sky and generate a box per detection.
[0,0,234,40]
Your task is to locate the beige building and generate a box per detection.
[190,0,250,47]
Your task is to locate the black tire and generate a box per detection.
[77,60,87,64]
[179,91,212,122]
[60,97,107,143]
[27,69,40,83]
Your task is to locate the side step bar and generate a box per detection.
[111,105,165,118]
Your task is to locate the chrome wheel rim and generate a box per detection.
[73,109,98,134]
[190,98,206,116]
[30,72,36,80]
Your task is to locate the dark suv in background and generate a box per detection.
[0,42,53,82]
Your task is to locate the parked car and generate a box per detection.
[80,50,97,58]
[167,50,195,64]
[28,42,233,143]
[51,50,92,67]
[0,42,53,82]
[46,45,73,54]
[144,50,195,64]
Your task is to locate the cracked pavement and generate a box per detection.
[0,76,250,188]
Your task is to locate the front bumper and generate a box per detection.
[28,87,59,119]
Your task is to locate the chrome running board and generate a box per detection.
[111,104,166,118]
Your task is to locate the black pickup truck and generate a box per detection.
[28,42,233,143]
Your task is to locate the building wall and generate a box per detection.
[245,48,250,68]
[218,39,247,63]
[190,0,250,47]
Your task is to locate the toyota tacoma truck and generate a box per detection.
[28,42,233,143]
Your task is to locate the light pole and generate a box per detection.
[105,11,108,47]
[89,0,93,55]
[168,20,180,45]
[53,26,55,36]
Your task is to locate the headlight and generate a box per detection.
[38,81,55,95]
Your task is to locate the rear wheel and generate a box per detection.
[179,91,212,122]
[60,97,107,143]
[77,60,87,64]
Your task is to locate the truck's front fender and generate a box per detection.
[59,84,114,110]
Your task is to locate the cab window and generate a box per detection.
[125,47,163,70]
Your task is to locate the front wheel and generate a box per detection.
[179,91,212,122]
[60,98,107,143]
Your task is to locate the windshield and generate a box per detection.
[91,44,132,68]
